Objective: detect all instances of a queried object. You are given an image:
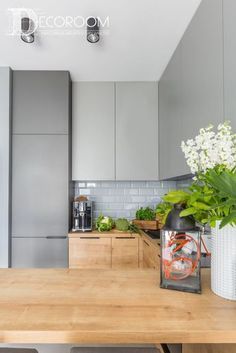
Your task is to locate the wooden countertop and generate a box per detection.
[0,269,236,344]
[68,229,141,238]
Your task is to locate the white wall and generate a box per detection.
[0,67,11,267]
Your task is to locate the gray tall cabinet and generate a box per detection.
[11,71,71,268]
[159,0,224,179]
[223,0,236,131]
[0,67,12,268]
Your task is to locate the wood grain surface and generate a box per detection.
[0,269,235,344]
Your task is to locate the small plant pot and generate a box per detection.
[132,219,158,230]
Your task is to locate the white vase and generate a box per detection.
[211,221,236,300]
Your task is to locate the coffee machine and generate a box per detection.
[72,200,93,232]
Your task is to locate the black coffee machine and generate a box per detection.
[72,200,93,232]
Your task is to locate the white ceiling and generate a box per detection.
[0,0,201,81]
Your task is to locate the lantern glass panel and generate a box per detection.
[160,229,201,294]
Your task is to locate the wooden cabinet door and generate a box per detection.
[116,82,158,180]
[72,82,115,180]
[143,238,160,270]
[69,237,112,269]
[112,237,139,269]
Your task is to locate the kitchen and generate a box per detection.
[1,0,236,352]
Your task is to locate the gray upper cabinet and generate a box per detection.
[223,0,236,131]
[159,0,223,179]
[12,135,69,237]
[13,71,70,134]
[181,0,223,144]
[116,82,158,180]
[72,82,115,180]
[159,45,186,180]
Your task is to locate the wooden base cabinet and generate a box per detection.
[142,237,160,270]
[69,232,141,269]
[182,344,236,353]
[112,237,139,269]
[69,237,112,269]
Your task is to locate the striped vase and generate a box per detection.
[211,222,236,300]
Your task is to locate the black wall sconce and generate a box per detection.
[21,17,35,43]
[87,17,99,43]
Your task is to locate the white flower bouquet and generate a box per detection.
[163,121,236,229]
[181,121,236,174]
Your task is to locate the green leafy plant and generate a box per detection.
[96,214,114,232]
[115,218,130,232]
[178,121,236,229]
[155,201,172,225]
[163,168,236,229]
[115,218,141,234]
[135,207,155,221]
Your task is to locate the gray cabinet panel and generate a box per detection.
[159,45,185,180]
[116,82,158,180]
[223,0,236,131]
[72,82,115,180]
[181,0,223,140]
[12,135,69,237]
[13,71,70,134]
[12,237,68,268]
[159,0,223,180]
[0,67,11,268]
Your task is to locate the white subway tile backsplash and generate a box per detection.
[116,181,131,188]
[86,182,97,188]
[124,189,139,195]
[79,189,91,195]
[73,180,177,220]
[139,188,154,195]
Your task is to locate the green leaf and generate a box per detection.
[207,170,236,198]
[163,190,190,204]
[219,211,236,229]
[192,201,211,210]
[180,207,197,217]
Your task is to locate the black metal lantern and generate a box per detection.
[160,204,201,294]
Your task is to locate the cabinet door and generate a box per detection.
[158,45,186,179]
[13,71,70,134]
[159,0,223,180]
[181,0,223,143]
[12,237,68,268]
[116,82,158,180]
[112,237,139,269]
[12,135,69,237]
[69,237,112,269]
[223,0,236,131]
[143,238,159,270]
[72,82,115,180]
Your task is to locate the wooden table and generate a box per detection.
[0,269,236,351]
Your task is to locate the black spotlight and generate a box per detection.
[87,17,99,43]
[21,17,35,43]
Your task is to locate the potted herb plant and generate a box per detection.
[164,121,236,300]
